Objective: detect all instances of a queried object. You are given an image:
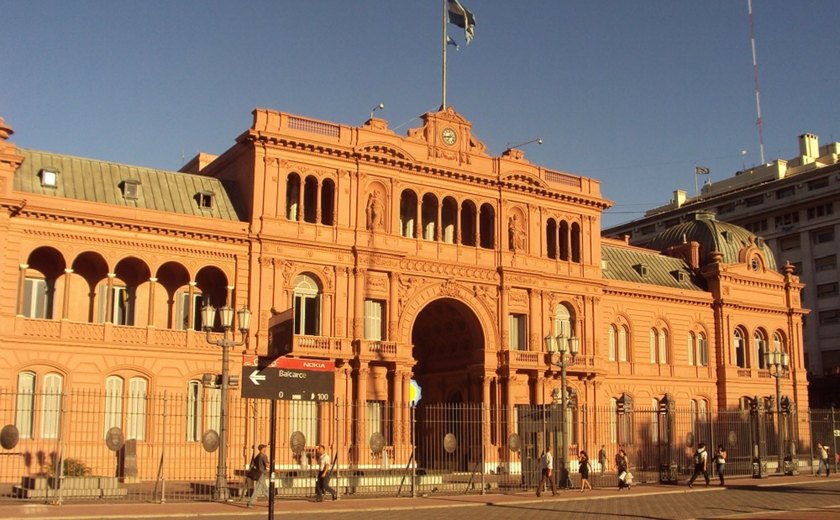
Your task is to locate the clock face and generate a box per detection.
[441,128,457,146]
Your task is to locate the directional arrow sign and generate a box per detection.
[248,370,266,385]
[241,354,335,401]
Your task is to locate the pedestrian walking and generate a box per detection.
[616,447,630,490]
[314,444,337,501]
[598,445,607,476]
[688,442,710,488]
[246,444,269,508]
[817,442,831,477]
[536,447,557,497]
[715,444,727,486]
[579,450,592,491]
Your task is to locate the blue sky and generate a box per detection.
[3,1,839,228]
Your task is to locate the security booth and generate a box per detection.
[517,405,561,488]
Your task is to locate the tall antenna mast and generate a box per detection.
[748,0,766,164]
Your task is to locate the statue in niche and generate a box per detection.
[509,214,526,251]
[366,191,385,231]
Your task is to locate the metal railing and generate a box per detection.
[0,388,833,504]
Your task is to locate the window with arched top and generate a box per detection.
[608,324,617,361]
[571,222,581,262]
[16,371,63,440]
[772,331,785,355]
[618,325,629,362]
[734,328,747,368]
[293,274,321,336]
[698,332,708,366]
[400,190,418,238]
[286,173,301,221]
[754,330,768,369]
[104,375,148,440]
[650,328,668,364]
[553,305,572,338]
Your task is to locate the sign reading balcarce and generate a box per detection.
[241,354,334,402]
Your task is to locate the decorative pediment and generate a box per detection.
[406,106,488,158]
[501,172,549,190]
[357,143,417,164]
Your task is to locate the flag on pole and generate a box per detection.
[695,166,710,175]
[447,0,475,44]
[447,35,459,51]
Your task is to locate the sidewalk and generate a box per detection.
[0,474,826,520]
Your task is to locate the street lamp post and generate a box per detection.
[202,304,251,502]
[764,345,789,475]
[544,332,579,488]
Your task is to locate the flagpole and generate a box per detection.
[442,0,448,110]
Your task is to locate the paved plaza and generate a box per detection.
[2,475,839,520]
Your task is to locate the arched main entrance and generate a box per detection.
[411,297,486,473]
[410,297,485,403]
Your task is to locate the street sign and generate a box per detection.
[267,308,294,358]
[241,354,335,401]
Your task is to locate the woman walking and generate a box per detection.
[579,451,592,491]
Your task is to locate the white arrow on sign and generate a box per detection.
[249,370,266,386]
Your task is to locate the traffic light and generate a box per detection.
[749,398,758,415]
[780,397,790,415]
[617,401,625,415]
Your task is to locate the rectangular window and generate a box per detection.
[778,235,801,251]
[294,293,320,336]
[815,255,837,272]
[687,334,695,366]
[807,203,834,220]
[618,327,629,362]
[186,380,201,442]
[745,195,764,207]
[775,212,799,230]
[508,314,527,350]
[817,283,839,299]
[177,292,203,331]
[104,377,123,437]
[126,378,147,441]
[16,372,35,439]
[718,203,736,214]
[819,309,840,325]
[365,400,385,443]
[205,386,221,435]
[364,299,385,341]
[808,178,829,190]
[812,227,835,245]
[792,261,803,276]
[98,284,135,325]
[40,374,62,439]
[776,186,795,199]
[22,277,50,319]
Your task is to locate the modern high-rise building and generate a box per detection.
[604,133,840,406]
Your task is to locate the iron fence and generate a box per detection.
[0,388,833,504]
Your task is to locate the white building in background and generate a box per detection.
[604,133,840,407]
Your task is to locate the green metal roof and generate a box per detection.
[645,212,777,271]
[601,243,705,291]
[14,148,243,221]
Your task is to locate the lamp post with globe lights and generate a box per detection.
[201,304,251,501]
[544,331,579,487]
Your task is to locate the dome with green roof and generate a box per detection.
[646,211,778,271]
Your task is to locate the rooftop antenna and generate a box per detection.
[748,0,766,164]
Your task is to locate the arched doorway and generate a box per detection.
[411,298,485,401]
[411,298,485,473]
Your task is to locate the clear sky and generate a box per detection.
[2,1,839,228]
